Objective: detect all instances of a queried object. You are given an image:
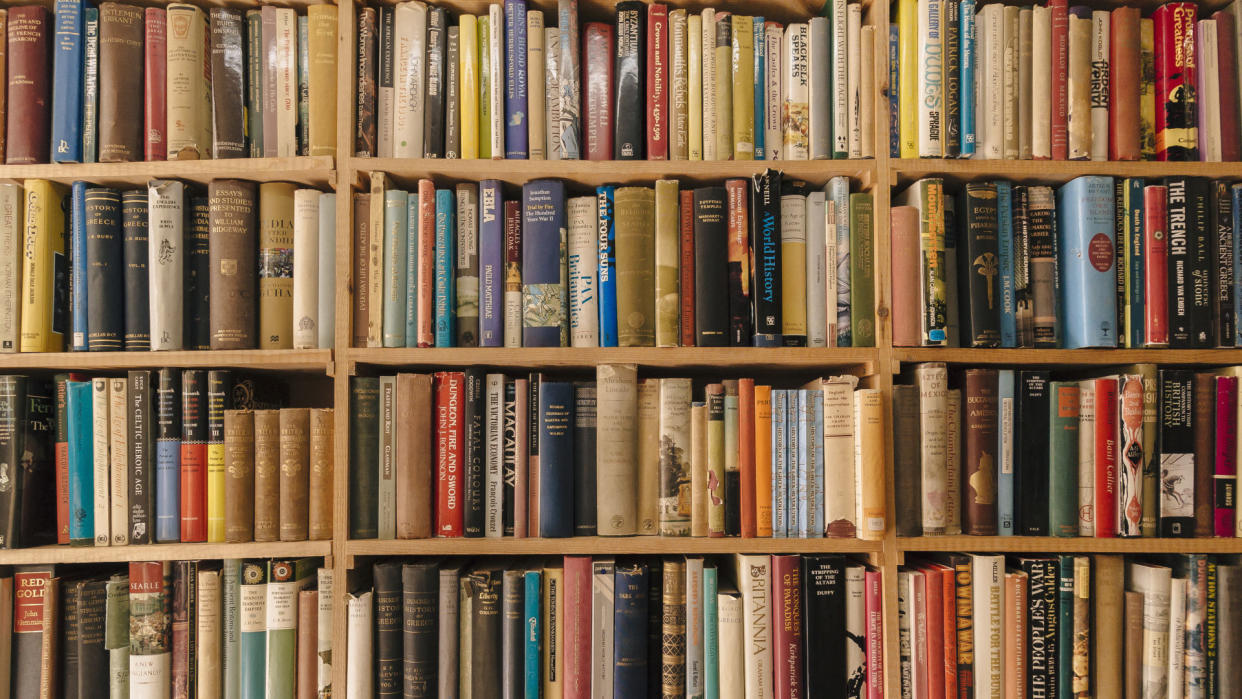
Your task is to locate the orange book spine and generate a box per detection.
[753,384,773,537]
[738,378,756,537]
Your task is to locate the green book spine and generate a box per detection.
[265,558,317,699]
[1048,381,1080,537]
[222,559,242,699]
[349,377,380,538]
[245,10,264,157]
[849,192,875,347]
[478,16,491,159]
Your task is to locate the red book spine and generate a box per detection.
[1094,378,1119,538]
[13,570,51,633]
[913,573,929,699]
[678,188,695,347]
[417,179,436,347]
[179,444,207,542]
[434,371,464,537]
[1153,3,1200,161]
[865,568,885,699]
[54,374,85,545]
[772,554,802,699]
[940,566,958,698]
[1214,10,1242,161]
[738,378,756,537]
[583,23,614,161]
[4,6,50,165]
[1143,185,1170,346]
[1109,8,1142,160]
[562,555,593,699]
[646,4,669,160]
[502,200,522,349]
[922,568,945,699]
[1049,0,1070,160]
[1215,376,1238,536]
[144,7,167,161]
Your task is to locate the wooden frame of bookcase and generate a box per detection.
[0,0,1240,696]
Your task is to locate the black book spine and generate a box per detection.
[1159,369,1195,537]
[378,6,394,155]
[402,562,439,697]
[75,579,107,699]
[128,370,154,545]
[0,376,26,549]
[173,560,198,699]
[1167,177,1192,347]
[121,190,149,351]
[185,193,211,350]
[726,181,752,347]
[349,377,380,539]
[1021,558,1059,698]
[573,383,597,537]
[354,7,377,157]
[724,471,740,536]
[423,7,447,158]
[61,578,80,699]
[613,2,645,159]
[943,0,961,158]
[613,563,648,697]
[18,380,54,549]
[469,567,503,696]
[501,569,524,699]
[646,560,663,697]
[445,27,460,159]
[891,384,923,537]
[1213,180,1236,346]
[693,187,729,346]
[502,380,517,536]
[959,183,1001,347]
[1015,370,1051,535]
[749,169,782,346]
[1187,176,1213,347]
[1012,186,1033,347]
[373,561,402,697]
[464,369,485,537]
[801,555,846,695]
[84,187,123,351]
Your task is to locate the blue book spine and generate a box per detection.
[702,567,719,699]
[523,570,541,698]
[505,0,529,158]
[1056,176,1118,348]
[888,24,900,158]
[795,390,809,538]
[1123,178,1145,349]
[997,181,1017,347]
[959,0,977,156]
[997,369,1015,535]
[1234,186,1242,346]
[82,6,98,163]
[155,369,181,543]
[596,186,618,347]
[753,17,765,160]
[405,193,419,347]
[70,181,88,351]
[809,389,825,538]
[67,380,93,543]
[479,180,504,346]
[787,390,800,537]
[521,179,568,347]
[52,0,85,163]
[537,381,574,537]
[612,564,648,698]
[830,177,851,347]
[382,190,409,347]
[771,390,786,538]
[434,189,457,347]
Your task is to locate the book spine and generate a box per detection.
[382,189,409,347]
[647,5,669,160]
[782,23,809,159]
[503,0,528,158]
[349,378,379,538]
[108,378,128,545]
[292,190,321,350]
[70,182,88,352]
[434,372,464,537]
[434,189,456,347]
[155,369,181,542]
[1094,378,1119,538]
[596,364,638,536]
[1117,375,1145,537]
[521,180,568,347]
[129,562,171,698]
[502,200,523,348]
[1215,376,1238,536]
[1056,176,1118,348]
[207,180,258,350]
[1144,185,1170,346]
[1153,3,1200,160]
[179,370,207,543]
[5,7,51,164]
[614,2,645,159]
[147,180,184,350]
[127,371,153,544]
[1215,181,1235,346]
[478,181,504,347]
[18,180,66,352]
[1110,8,1141,159]
[750,169,782,345]
[353,7,377,156]
[51,0,84,163]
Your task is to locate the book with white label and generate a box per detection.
[393,1,428,159]
[148,180,185,351]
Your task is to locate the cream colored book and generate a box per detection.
[717,587,744,699]
[1018,7,1033,159]
[1198,20,1222,162]
[690,402,707,537]
[108,378,128,546]
[0,184,21,353]
[636,379,659,535]
[1032,5,1052,158]
[854,387,886,539]
[657,379,693,537]
[782,23,810,159]
[292,189,321,349]
[1067,8,1091,160]
[275,8,298,157]
[688,13,703,160]
[527,11,546,160]
[148,179,185,351]
[830,0,849,156]
[765,23,784,160]
[316,568,334,697]
[916,0,944,158]
[916,363,949,534]
[847,4,862,158]
[1003,5,1019,159]
[393,1,428,159]
[489,3,505,160]
[701,9,717,160]
[981,4,1004,159]
[366,173,386,347]
[596,364,638,536]
[670,10,689,159]
[1126,562,1172,699]
[544,26,561,160]
[197,569,221,699]
[567,196,598,347]
[654,179,680,347]
[1078,379,1096,536]
[971,554,1005,698]
[92,378,110,547]
[165,4,211,159]
[713,14,733,160]
[734,554,774,698]
[345,590,373,699]
[817,374,860,537]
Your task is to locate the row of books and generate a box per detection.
[891,175,1239,349]
[891,0,1242,162]
[894,553,1242,699]
[355,170,876,350]
[354,0,876,162]
[894,363,1242,539]
[2,2,338,165]
[347,367,888,542]
[4,558,331,699]
[346,554,885,699]
[0,179,337,354]
[0,370,333,551]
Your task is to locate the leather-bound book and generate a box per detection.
[892,383,922,537]
[71,578,107,699]
[372,561,402,697]
[208,179,257,350]
[402,561,439,696]
[1108,8,1141,161]
[5,6,50,164]
[660,558,687,697]
[210,8,247,159]
[253,409,280,542]
[963,369,999,535]
[97,3,144,162]
[614,186,656,346]
[354,7,377,156]
[278,408,309,541]
[121,190,150,351]
[143,7,166,160]
[692,187,728,346]
[185,193,211,350]
[223,410,255,542]
[296,588,318,699]
[1091,555,1124,699]
[393,373,432,539]
[308,408,333,540]
[349,378,379,539]
[259,182,296,349]
[1193,372,1216,537]
[84,187,124,351]
[465,563,505,696]
[352,193,371,347]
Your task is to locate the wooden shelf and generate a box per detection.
[407,0,839,21]
[0,539,332,565]
[0,349,334,373]
[891,158,1242,182]
[898,536,1242,554]
[892,347,1242,367]
[346,536,882,562]
[0,156,335,187]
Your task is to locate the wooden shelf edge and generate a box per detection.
[0,539,332,565]
[0,156,335,186]
[898,536,1242,553]
[0,349,334,372]
[891,158,1242,180]
[892,347,1242,367]
[347,536,883,559]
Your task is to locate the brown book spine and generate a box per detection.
[1092,555,1124,699]
[1123,590,1143,699]
[208,179,258,350]
[1194,372,1216,537]
[352,193,371,347]
[890,206,922,347]
[308,408,334,540]
[297,588,318,699]
[253,409,280,542]
[279,408,310,541]
[1108,8,1141,161]
[259,182,296,349]
[97,2,145,162]
[1215,10,1242,162]
[223,410,255,543]
[209,8,247,159]
[0,9,7,162]
[395,374,433,539]
[5,6,51,165]
[964,369,1000,535]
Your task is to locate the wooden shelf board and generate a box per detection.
[892,347,1242,367]
[347,536,882,560]
[0,349,334,373]
[0,540,332,565]
[898,536,1242,554]
[892,158,1242,182]
[393,0,840,22]
[0,156,335,187]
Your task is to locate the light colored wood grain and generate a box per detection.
[892,157,1242,182]
[0,156,335,187]
[0,540,331,565]
[892,347,1242,367]
[0,349,333,372]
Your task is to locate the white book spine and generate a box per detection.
[830,178,850,345]
[702,9,717,161]
[764,24,783,160]
[717,590,745,699]
[1077,380,1096,536]
[945,389,962,534]
[292,189,321,350]
[831,0,850,156]
[196,570,221,695]
[92,378,111,546]
[147,180,184,351]
[1198,20,1222,162]
[526,12,546,160]
[917,364,949,534]
[490,4,505,160]
[688,14,703,160]
[317,193,336,349]
[567,196,599,347]
[591,560,615,699]
[129,653,170,699]
[1128,562,1172,699]
[824,204,838,345]
[0,184,20,353]
[1003,6,1019,159]
[345,591,374,699]
[109,378,128,546]
[377,375,396,539]
[735,554,774,699]
[972,554,1004,699]
[847,5,862,158]
[823,375,859,532]
[544,27,561,160]
[485,373,504,537]
[276,8,299,157]
[556,0,579,160]
[1090,11,1110,161]
[1169,576,1187,699]
[973,10,987,158]
[316,568,334,698]
[1018,8,1033,159]
[983,5,1004,159]
[805,192,827,347]
[809,17,832,159]
[392,2,427,159]
[1032,5,1051,158]
[782,23,809,160]
[917,0,944,157]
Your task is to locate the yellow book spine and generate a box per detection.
[478,16,491,159]
[780,196,807,340]
[854,388,887,540]
[19,179,66,352]
[307,4,338,157]
[207,441,226,541]
[898,0,918,158]
[542,565,564,699]
[688,14,703,160]
[713,29,733,160]
[731,15,754,159]
[258,182,297,349]
[366,172,386,347]
[459,14,480,159]
[653,180,680,348]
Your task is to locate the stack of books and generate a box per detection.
[0,371,334,549]
[346,554,884,697]
[894,553,1242,698]
[355,170,875,349]
[892,0,1242,161]
[3,558,331,698]
[895,362,1242,539]
[0,180,337,354]
[892,176,1240,349]
[348,366,887,542]
[2,1,338,164]
[354,1,876,161]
